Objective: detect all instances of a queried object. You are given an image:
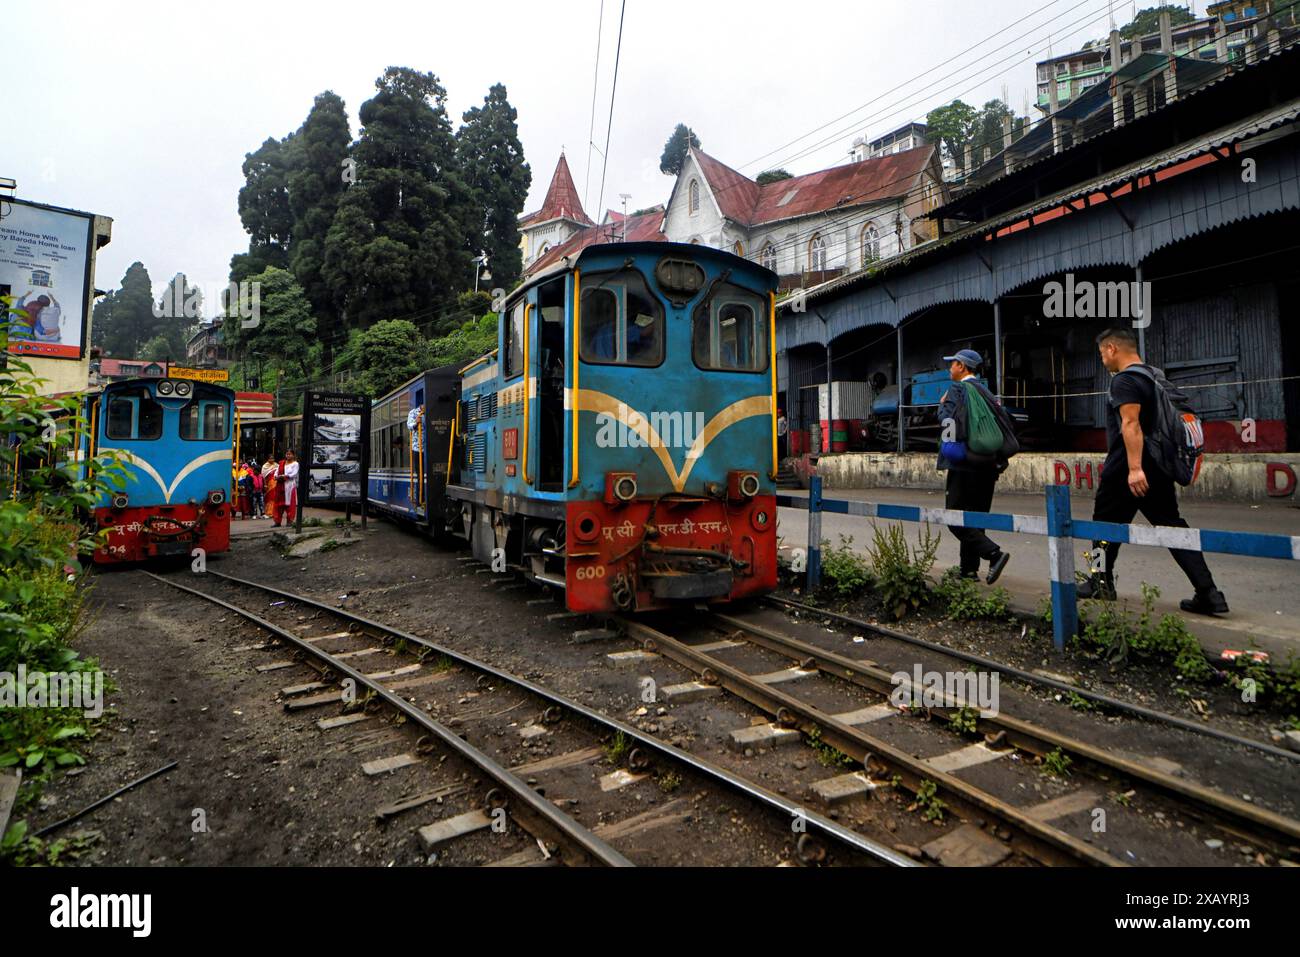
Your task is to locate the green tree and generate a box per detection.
[322,67,475,330]
[98,262,156,357]
[353,319,432,396]
[233,267,316,381]
[925,100,979,170]
[659,123,701,176]
[973,99,1017,161]
[237,135,296,269]
[429,313,497,368]
[287,91,352,366]
[756,169,793,185]
[1120,4,1194,39]
[457,83,531,292]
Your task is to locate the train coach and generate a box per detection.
[81,376,235,563]
[369,241,781,613]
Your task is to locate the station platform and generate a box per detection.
[777,486,1300,663]
[228,507,344,538]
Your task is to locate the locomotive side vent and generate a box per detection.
[468,434,488,473]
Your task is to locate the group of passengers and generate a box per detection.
[232,450,299,526]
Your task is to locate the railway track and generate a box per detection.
[145,569,913,868]
[609,609,1300,867]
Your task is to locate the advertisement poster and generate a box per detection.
[1,199,94,359]
[301,391,370,505]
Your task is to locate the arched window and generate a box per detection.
[860,224,880,266]
[760,242,777,272]
[733,240,745,257]
[689,179,700,214]
[536,241,551,262]
[689,237,701,245]
[808,233,827,273]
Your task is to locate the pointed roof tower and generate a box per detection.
[520,153,595,227]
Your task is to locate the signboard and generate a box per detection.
[301,391,370,505]
[1,199,94,360]
[169,366,230,383]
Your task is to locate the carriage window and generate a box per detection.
[579,271,663,367]
[179,399,229,441]
[105,389,164,440]
[692,284,769,373]
[504,301,526,379]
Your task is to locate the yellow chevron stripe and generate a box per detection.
[573,391,772,492]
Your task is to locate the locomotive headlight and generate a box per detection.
[739,473,761,498]
[157,380,175,396]
[174,380,192,396]
[613,475,637,502]
[111,493,129,510]
[208,489,226,505]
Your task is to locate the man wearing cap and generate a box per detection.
[936,349,1012,584]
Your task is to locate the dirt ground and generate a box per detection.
[21,516,1299,866]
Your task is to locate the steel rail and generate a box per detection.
[763,594,1300,764]
[145,572,633,868]
[157,569,915,867]
[709,611,1300,854]
[616,616,1127,867]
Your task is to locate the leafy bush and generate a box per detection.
[818,534,874,598]
[934,568,1011,621]
[1,309,126,862]
[866,522,939,620]
[1075,584,1211,681]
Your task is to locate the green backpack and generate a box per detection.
[964,384,1004,456]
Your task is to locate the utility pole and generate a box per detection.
[619,193,631,242]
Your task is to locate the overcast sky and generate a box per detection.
[2,0,1157,308]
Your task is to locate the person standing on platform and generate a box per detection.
[279,450,300,526]
[935,349,1015,584]
[263,455,282,526]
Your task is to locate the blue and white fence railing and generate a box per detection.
[777,476,1300,651]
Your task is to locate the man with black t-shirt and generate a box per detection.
[1079,328,1228,615]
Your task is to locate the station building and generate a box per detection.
[775,36,1300,502]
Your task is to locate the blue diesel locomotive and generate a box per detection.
[369,242,780,613]
[81,376,235,562]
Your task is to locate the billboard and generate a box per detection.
[301,391,370,505]
[1,199,94,360]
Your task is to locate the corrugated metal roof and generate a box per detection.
[782,99,1300,311]
[936,41,1299,218]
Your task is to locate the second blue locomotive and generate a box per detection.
[369,242,780,613]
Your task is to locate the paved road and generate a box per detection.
[777,486,1300,661]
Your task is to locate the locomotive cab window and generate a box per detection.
[179,391,230,441]
[504,300,526,379]
[579,270,663,367]
[693,283,768,372]
[105,389,164,440]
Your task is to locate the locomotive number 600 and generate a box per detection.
[575,565,607,581]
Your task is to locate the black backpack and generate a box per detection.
[1118,365,1204,486]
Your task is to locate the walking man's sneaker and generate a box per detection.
[1180,588,1229,616]
[986,550,1010,585]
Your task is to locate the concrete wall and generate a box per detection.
[809,451,1300,504]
